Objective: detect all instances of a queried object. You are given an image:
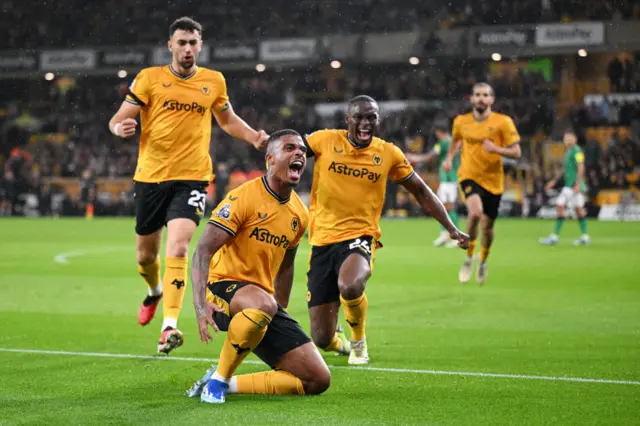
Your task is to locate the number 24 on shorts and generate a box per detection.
[187,190,206,211]
[349,238,371,254]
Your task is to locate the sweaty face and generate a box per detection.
[471,87,494,114]
[267,135,308,186]
[169,29,202,70]
[563,132,577,147]
[347,101,380,145]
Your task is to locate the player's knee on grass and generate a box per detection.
[277,342,332,395]
[301,366,331,395]
[310,328,334,350]
[308,304,340,350]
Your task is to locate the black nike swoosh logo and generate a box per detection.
[163,83,172,88]
[334,147,344,153]
[229,195,238,201]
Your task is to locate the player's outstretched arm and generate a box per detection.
[213,105,269,150]
[273,247,298,310]
[400,174,470,249]
[108,101,140,138]
[191,223,232,343]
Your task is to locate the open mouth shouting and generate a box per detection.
[288,158,305,182]
[357,126,372,142]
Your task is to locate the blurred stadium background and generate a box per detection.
[1,1,639,425]
[1,0,639,219]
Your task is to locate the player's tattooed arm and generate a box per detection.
[191,223,232,343]
[400,174,470,249]
[274,247,297,310]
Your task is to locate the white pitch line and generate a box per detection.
[1,347,638,386]
[53,246,129,264]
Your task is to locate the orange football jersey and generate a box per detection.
[126,65,229,183]
[207,177,309,295]
[452,112,520,195]
[305,129,414,246]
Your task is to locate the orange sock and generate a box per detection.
[340,293,368,341]
[216,309,272,379]
[467,240,477,258]
[137,257,160,293]
[235,370,305,395]
[480,246,491,263]
[162,256,187,320]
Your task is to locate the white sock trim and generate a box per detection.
[161,318,177,331]
[147,281,163,297]
[212,371,231,384]
[228,377,238,393]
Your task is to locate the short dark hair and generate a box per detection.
[266,129,302,153]
[348,95,377,108]
[472,82,494,97]
[169,17,202,37]
[564,128,577,136]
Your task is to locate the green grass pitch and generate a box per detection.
[0,218,639,425]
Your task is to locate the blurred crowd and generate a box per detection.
[607,54,640,94]
[443,0,640,27]
[3,0,639,50]
[0,0,441,50]
[1,0,640,217]
[0,61,561,216]
[3,55,639,217]
[572,99,640,127]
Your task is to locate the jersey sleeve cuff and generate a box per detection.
[208,220,236,236]
[214,102,231,112]
[126,90,146,107]
[393,170,415,184]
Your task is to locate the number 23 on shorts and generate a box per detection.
[187,190,206,214]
